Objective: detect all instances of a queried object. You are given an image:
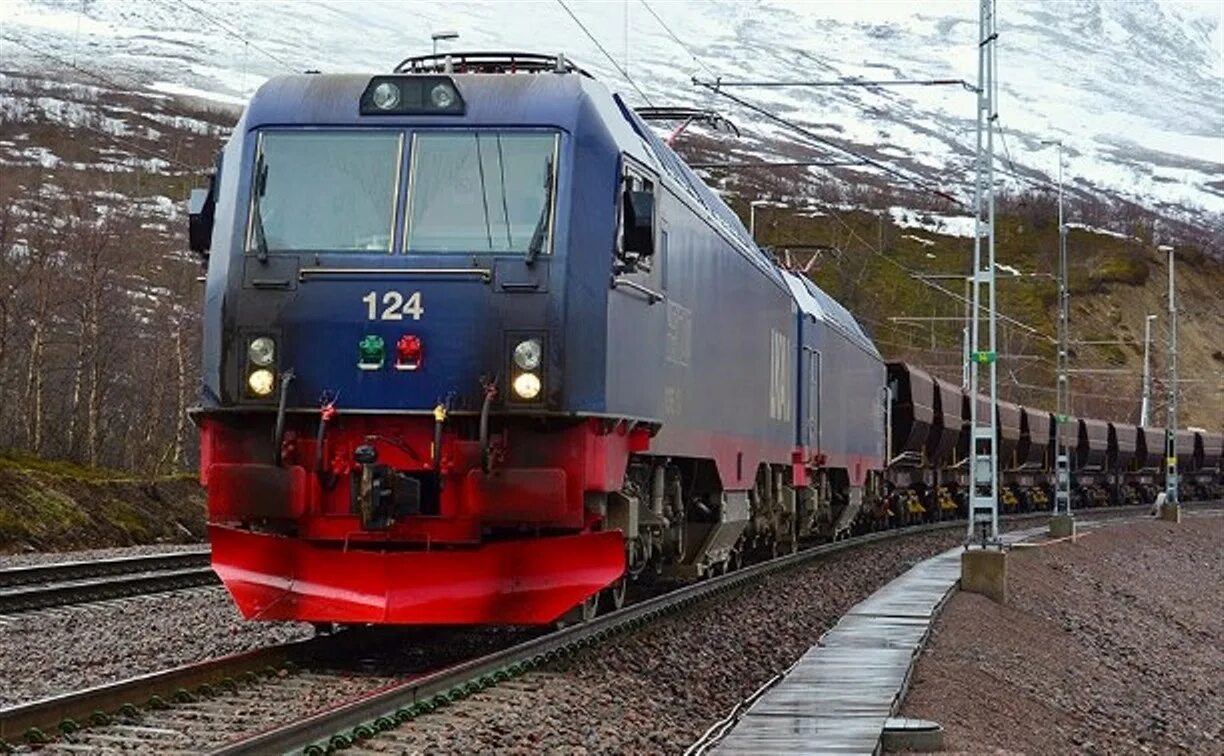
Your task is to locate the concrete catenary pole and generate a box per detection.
[1140,314,1156,426]
[966,0,999,545]
[1162,245,1178,505]
[1054,142,1071,519]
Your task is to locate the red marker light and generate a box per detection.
[395,334,423,371]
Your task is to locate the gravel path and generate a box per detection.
[0,542,206,569]
[0,587,312,708]
[901,514,1224,754]
[356,529,967,754]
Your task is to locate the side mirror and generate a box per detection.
[187,175,216,257]
[622,189,655,256]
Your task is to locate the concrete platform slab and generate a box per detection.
[712,528,1038,755]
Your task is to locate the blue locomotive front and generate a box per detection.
[189,53,888,626]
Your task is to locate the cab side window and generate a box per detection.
[616,167,656,273]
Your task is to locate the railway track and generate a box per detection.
[2,503,1217,754]
[0,549,215,615]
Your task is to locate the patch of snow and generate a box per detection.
[903,234,935,247]
[890,207,976,238]
[18,145,60,168]
[1065,222,1137,241]
[138,195,180,220]
[148,81,246,108]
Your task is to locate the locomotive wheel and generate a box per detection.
[605,577,627,612]
[580,593,599,623]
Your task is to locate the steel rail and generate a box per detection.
[0,549,210,589]
[3,503,1216,751]
[0,638,321,744]
[216,502,1222,755]
[202,508,1109,756]
[0,549,216,614]
[0,567,220,614]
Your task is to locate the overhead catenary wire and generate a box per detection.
[556,0,654,106]
[663,17,1168,416]
[0,35,210,173]
[173,0,302,74]
[994,120,1058,193]
[690,159,865,169]
[692,77,967,208]
[818,203,1057,343]
[677,58,1058,343]
[637,0,718,80]
[706,78,978,91]
[678,26,1053,208]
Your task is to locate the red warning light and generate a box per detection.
[395,334,423,371]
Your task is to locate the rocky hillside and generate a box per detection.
[4,0,1221,232]
[0,454,205,552]
[0,60,1217,470]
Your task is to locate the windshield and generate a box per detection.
[247,131,402,253]
[406,132,557,254]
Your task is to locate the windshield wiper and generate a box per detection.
[525,154,554,266]
[252,156,270,263]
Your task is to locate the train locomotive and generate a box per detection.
[188,52,1220,628]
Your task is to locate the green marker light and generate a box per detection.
[358,334,385,370]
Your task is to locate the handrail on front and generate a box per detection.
[299,267,492,282]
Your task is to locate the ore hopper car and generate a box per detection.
[1016,406,1052,510]
[1190,431,1223,500]
[1130,426,1167,504]
[1109,422,1140,505]
[884,363,937,522]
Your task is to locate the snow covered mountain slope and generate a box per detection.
[2,0,1221,233]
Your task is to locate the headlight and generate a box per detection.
[512,372,541,400]
[248,336,275,367]
[248,368,276,397]
[512,338,542,371]
[372,81,401,110]
[430,82,456,109]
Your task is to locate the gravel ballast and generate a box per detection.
[901,513,1224,754]
[356,529,966,753]
[0,587,312,708]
